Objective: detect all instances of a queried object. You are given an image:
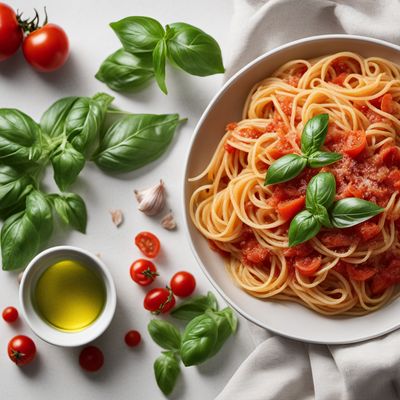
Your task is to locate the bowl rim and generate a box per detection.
[19,245,117,347]
[182,34,400,344]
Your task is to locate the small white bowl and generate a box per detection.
[19,246,117,347]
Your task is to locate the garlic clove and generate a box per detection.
[134,180,166,216]
[161,211,177,230]
[110,209,124,227]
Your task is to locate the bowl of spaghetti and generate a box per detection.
[183,35,400,344]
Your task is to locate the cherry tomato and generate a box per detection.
[2,306,18,323]
[130,259,158,286]
[124,330,141,347]
[7,335,36,366]
[23,23,69,72]
[0,3,23,61]
[135,231,160,258]
[79,346,104,372]
[170,271,196,297]
[343,130,366,158]
[144,287,175,314]
[294,256,322,277]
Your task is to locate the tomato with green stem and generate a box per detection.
[144,287,175,314]
[130,259,158,286]
[7,335,36,366]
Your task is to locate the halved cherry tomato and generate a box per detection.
[294,256,322,277]
[2,306,18,323]
[277,196,305,221]
[170,271,196,297]
[124,330,141,347]
[135,231,160,258]
[144,287,175,314]
[23,23,69,72]
[79,346,104,372]
[0,3,23,61]
[7,335,36,366]
[130,259,158,286]
[343,130,366,158]
[346,264,376,281]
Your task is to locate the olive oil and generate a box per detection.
[34,260,106,332]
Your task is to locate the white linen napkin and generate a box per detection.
[217,1,400,399]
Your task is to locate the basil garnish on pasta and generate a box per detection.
[265,114,342,185]
[288,172,384,247]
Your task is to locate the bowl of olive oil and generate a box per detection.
[19,246,116,347]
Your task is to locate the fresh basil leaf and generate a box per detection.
[153,39,168,94]
[25,190,53,246]
[154,351,180,396]
[92,92,114,112]
[171,291,219,321]
[166,22,224,76]
[0,165,34,210]
[94,114,184,173]
[313,204,333,228]
[307,151,342,168]
[51,143,85,191]
[65,97,105,157]
[1,211,40,270]
[180,313,218,366]
[207,308,238,358]
[40,97,79,138]
[148,319,181,351]
[110,16,165,53]
[0,109,42,165]
[301,114,329,155]
[95,49,154,92]
[265,154,306,185]
[330,198,384,228]
[306,172,336,211]
[49,193,87,233]
[288,210,321,247]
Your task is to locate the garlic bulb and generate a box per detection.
[135,180,166,216]
[161,211,177,230]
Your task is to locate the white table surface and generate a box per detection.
[0,1,257,399]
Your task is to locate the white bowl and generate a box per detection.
[19,246,116,347]
[183,34,400,344]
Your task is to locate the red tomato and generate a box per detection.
[135,231,160,258]
[346,264,376,281]
[371,259,400,295]
[381,93,393,114]
[294,256,322,277]
[343,130,366,158]
[2,306,18,323]
[320,232,354,248]
[144,287,175,314]
[22,23,69,72]
[331,72,348,86]
[170,271,196,297]
[124,330,141,347]
[130,259,158,286]
[79,346,104,372]
[0,3,23,61]
[354,222,380,241]
[7,335,36,366]
[277,196,305,221]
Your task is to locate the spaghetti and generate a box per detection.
[189,52,400,315]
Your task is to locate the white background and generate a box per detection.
[0,1,258,399]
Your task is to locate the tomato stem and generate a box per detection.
[16,7,49,34]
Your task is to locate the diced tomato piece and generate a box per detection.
[381,93,393,114]
[294,256,322,277]
[320,232,354,248]
[346,264,376,281]
[371,259,400,295]
[241,239,270,266]
[224,143,236,153]
[277,196,305,221]
[284,243,314,258]
[354,222,381,241]
[378,146,400,167]
[343,130,367,158]
[331,72,348,86]
[226,122,238,131]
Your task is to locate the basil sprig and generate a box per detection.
[148,292,237,396]
[265,114,342,185]
[97,16,224,94]
[288,172,384,247]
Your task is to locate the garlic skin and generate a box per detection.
[161,211,177,230]
[135,180,166,216]
[110,209,124,227]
